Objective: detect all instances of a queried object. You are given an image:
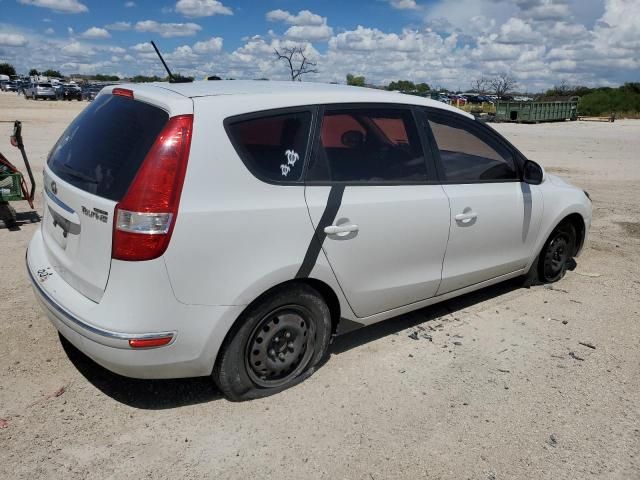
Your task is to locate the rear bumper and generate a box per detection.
[27,228,244,379]
[27,264,176,349]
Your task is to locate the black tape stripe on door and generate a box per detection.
[296,185,345,279]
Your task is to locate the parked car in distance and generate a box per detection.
[62,84,82,101]
[24,82,57,100]
[3,81,18,92]
[81,84,107,101]
[27,81,592,401]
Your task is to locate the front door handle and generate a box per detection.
[324,224,359,235]
[455,212,478,222]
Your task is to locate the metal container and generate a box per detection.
[494,97,578,123]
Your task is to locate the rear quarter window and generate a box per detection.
[225,110,312,183]
[47,94,169,201]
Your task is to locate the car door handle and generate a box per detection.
[454,212,478,221]
[324,224,359,235]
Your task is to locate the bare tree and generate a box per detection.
[553,80,572,96]
[274,46,318,81]
[471,76,488,93]
[490,74,517,97]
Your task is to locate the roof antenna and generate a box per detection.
[150,40,193,83]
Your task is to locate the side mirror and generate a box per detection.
[523,160,544,185]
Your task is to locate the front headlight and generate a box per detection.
[583,190,592,202]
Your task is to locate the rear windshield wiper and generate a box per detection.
[57,162,99,184]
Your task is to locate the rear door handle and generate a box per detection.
[324,224,359,235]
[455,212,478,221]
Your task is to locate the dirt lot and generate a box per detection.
[0,91,638,479]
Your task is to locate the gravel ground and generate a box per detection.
[0,91,638,479]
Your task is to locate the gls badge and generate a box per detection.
[81,206,109,223]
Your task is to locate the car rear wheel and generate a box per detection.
[538,222,576,283]
[213,284,332,401]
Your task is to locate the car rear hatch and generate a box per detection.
[37,83,54,95]
[42,86,192,302]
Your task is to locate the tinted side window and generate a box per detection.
[308,107,427,183]
[426,112,517,183]
[226,111,311,182]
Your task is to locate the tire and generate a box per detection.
[213,284,332,401]
[537,222,576,283]
[0,202,17,228]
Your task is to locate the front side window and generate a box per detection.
[307,107,427,183]
[226,111,311,183]
[426,111,517,183]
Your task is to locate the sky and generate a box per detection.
[0,0,638,91]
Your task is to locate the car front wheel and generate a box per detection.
[538,222,576,283]
[213,283,332,401]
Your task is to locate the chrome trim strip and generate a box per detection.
[45,187,75,214]
[26,254,175,342]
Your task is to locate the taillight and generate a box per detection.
[112,88,134,98]
[112,114,193,261]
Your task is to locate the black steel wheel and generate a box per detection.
[538,222,576,283]
[214,283,332,401]
[245,305,315,388]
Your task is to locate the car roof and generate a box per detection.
[125,80,473,118]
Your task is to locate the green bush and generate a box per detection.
[579,84,640,116]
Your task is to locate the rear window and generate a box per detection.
[225,111,311,183]
[48,94,168,201]
[38,83,52,87]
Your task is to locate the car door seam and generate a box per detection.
[436,183,452,296]
[296,184,345,279]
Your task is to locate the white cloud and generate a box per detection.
[17,0,88,14]
[266,9,325,26]
[496,17,539,44]
[175,0,232,18]
[105,21,131,31]
[266,9,333,42]
[105,46,126,54]
[61,41,94,57]
[134,20,202,37]
[130,42,155,52]
[514,0,571,21]
[284,24,333,42]
[388,0,418,10]
[44,27,55,34]
[0,33,28,47]
[193,36,224,53]
[330,26,424,52]
[81,27,111,39]
[124,1,136,7]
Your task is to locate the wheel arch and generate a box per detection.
[526,206,588,275]
[561,212,586,256]
[212,277,343,372]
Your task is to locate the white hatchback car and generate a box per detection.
[27,81,591,400]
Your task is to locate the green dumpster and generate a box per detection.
[494,96,578,123]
